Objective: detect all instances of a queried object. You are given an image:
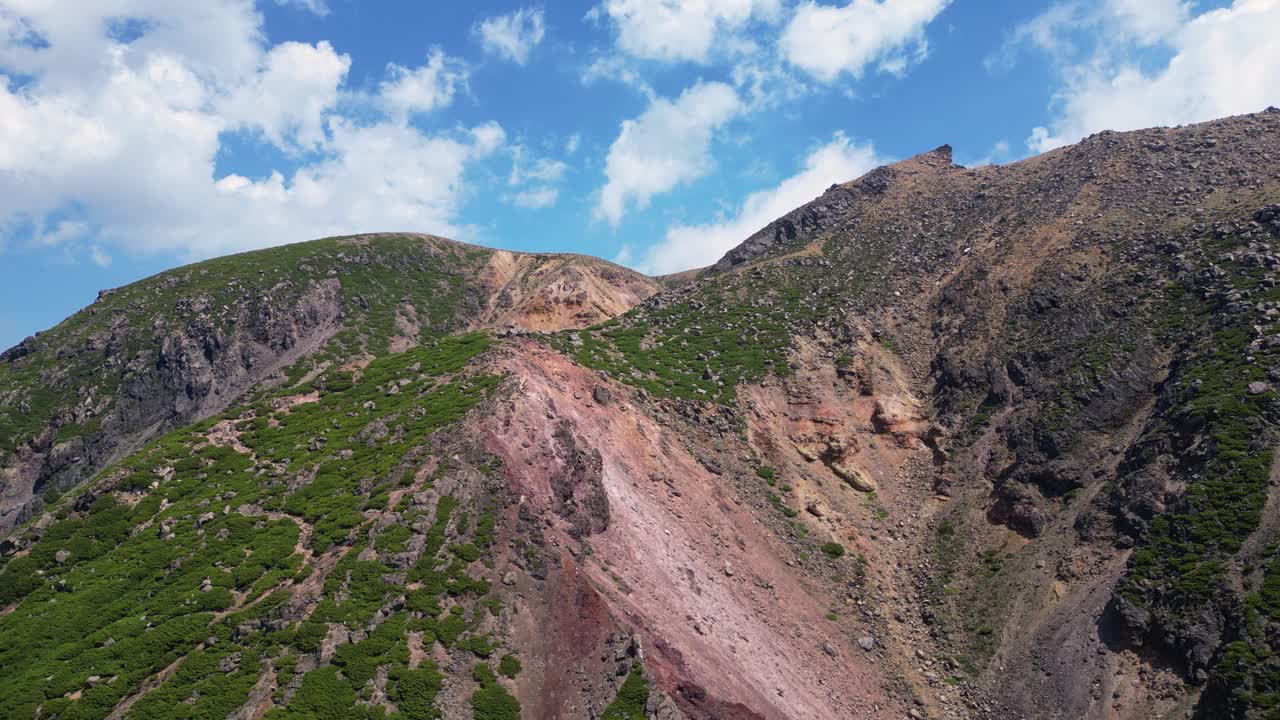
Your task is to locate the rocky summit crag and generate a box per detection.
[2,109,1280,720]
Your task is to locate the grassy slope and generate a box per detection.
[0,333,524,719]
[0,234,490,459]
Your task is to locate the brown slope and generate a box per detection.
[719,110,1280,720]
[550,108,1280,719]
[477,340,894,720]
[471,248,661,332]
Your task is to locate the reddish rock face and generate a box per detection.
[479,343,892,720]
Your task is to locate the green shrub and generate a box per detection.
[601,665,649,720]
[391,661,444,719]
[497,654,521,679]
[470,663,520,720]
[820,542,846,559]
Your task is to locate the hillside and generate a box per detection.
[0,236,659,534]
[2,109,1280,720]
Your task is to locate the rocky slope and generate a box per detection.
[0,235,658,534]
[2,109,1280,720]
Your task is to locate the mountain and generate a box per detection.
[2,108,1279,720]
[0,235,659,533]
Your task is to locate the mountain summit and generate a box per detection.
[3,109,1280,720]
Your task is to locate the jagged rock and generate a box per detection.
[793,442,820,462]
[831,462,877,493]
[592,386,613,406]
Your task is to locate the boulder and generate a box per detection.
[832,463,877,493]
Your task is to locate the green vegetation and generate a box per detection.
[0,332,503,719]
[1213,549,1280,712]
[497,654,522,679]
[470,663,520,720]
[547,263,848,403]
[0,234,490,465]
[390,661,445,719]
[601,665,650,720]
[1113,234,1280,709]
[820,542,846,559]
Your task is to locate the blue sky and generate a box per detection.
[0,0,1275,349]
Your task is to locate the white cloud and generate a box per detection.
[474,7,546,65]
[32,219,90,247]
[1104,0,1192,44]
[220,40,350,149]
[779,0,950,82]
[0,1,263,90]
[732,59,808,110]
[274,0,329,15]
[985,2,1086,71]
[502,142,569,209]
[90,245,111,267]
[379,49,468,121]
[989,0,1190,71]
[565,133,581,155]
[580,54,655,99]
[206,120,503,250]
[509,156,567,185]
[627,133,882,274]
[1027,0,1280,153]
[596,81,742,225]
[469,122,508,156]
[509,187,559,209]
[589,0,783,64]
[0,1,505,259]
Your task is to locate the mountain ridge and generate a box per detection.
[2,108,1280,720]
[0,234,659,533]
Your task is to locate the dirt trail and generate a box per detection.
[240,659,278,720]
[106,651,193,720]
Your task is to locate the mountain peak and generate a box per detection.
[4,111,1280,720]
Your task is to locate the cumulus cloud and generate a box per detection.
[779,0,951,82]
[1023,0,1280,152]
[596,81,742,225]
[206,120,502,250]
[32,220,91,247]
[1104,0,1192,44]
[508,187,559,209]
[220,40,351,149]
[580,54,655,99]
[469,122,508,156]
[509,156,567,186]
[588,0,783,64]
[274,0,329,15]
[626,133,882,274]
[0,1,264,90]
[474,7,546,65]
[379,49,469,122]
[498,141,570,210]
[989,0,1190,71]
[0,0,503,259]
